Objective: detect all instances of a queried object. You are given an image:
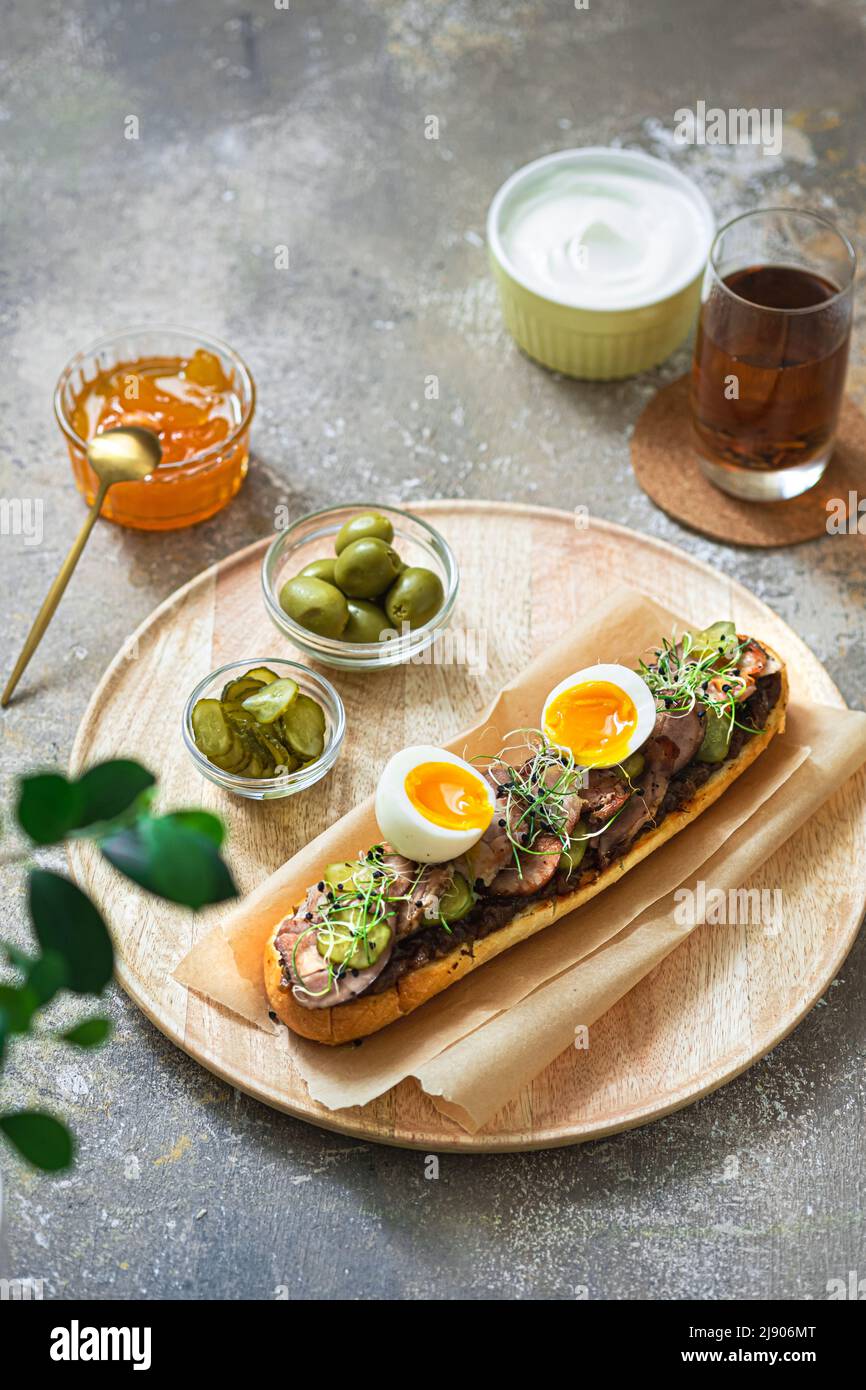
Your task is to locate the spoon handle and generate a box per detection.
[2,483,109,707]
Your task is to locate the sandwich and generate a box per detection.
[265,622,787,1044]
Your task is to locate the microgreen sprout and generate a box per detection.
[475,729,586,875]
[291,845,424,997]
[638,629,755,737]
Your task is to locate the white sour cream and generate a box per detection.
[497,154,712,311]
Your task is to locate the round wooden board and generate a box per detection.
[68,502,866,1151]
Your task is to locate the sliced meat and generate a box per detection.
[397,862,454,938]
[706,640,779,705]
[595,765,669,868]
[582,767,632,827]
[706,671,754,703]
[276,884,394,1009]
[459,769,527,889]
[489,832,564,896]
[380,849,417,901]
[645,706,705,775]
[738,638,780,680]
[489,767,582,897]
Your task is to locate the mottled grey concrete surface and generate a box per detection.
[1,0,865,1300]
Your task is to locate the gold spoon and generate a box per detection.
[2,426,162,707]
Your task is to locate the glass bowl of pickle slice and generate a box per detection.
[182,658,345,800]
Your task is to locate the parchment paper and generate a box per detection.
[174,588,866,1132]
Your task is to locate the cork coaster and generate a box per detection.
[631,374,865,546]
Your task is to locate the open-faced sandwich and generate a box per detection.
[265,622,788,1043]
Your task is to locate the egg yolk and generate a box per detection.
[404,762,492,831]
[544,680,638,765]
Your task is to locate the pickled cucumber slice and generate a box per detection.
[238,748,267,778]
[223,703,259,736]
[323,859,378,894]
[438,873,474,923]
[559,822,589,877]
[689,621,738,661]
[281,693,326,759]
[315,909,391,969]
[696,705,733,763]
[210,736,249,773]
[192,668,325,781]
[241,676,299,725]
[250,725,295,772]
[221,676,264,704]
[619,751,645,781]
[192,699,233,758]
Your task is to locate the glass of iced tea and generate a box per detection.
[690,209,855,501]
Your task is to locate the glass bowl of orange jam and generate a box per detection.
[54,326,256,530]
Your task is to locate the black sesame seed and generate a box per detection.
[268,1010,277,1021]
[498,818,506,828]
[317,881,324,891]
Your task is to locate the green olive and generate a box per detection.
[342,599,391,644]
[279,575,349,638]
[299,557,338,585]
[384,566,444,630]
[334,511,394,555]
[333,537,402,599]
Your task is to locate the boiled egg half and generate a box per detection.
[375,745,494,863]
[541,664,656,768]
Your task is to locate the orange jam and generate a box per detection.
[63,348,253,530]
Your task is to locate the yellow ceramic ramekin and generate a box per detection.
[487,148,714,381]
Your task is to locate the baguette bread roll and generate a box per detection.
[266,653,788,1044]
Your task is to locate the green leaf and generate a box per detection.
[60,1016,112,1047]
[17,774,84,845]
[27,950,67,1006]
[2,943,34,975]
[0,983,38,1033]
[75,761,156,828]
[101,815,237,910]
[0,1111,74,1171]
[16,761,155,845]
[28,870,114,994]
[157,809,225,847]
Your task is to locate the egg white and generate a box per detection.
[374,744,495,864]
[541,663,656,768]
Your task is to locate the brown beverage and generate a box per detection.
[691,263,850,477]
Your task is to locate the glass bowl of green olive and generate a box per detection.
[182,658,345,799]
[261,503,459,669]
